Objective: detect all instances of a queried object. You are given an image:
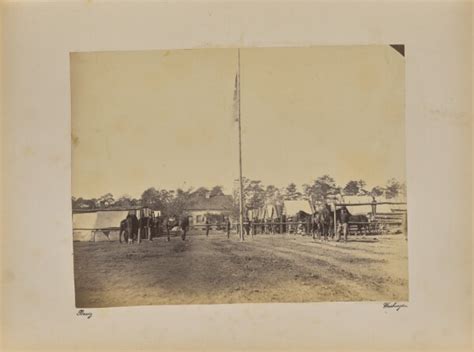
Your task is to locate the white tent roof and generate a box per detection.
[72,212,97,230]
[341,195,375,204]
[73,230,120,242]
[283,200,312,217]
[377,196,407,212]
[72,210,129,242]
[263,204,279,219]
[339,195,374,215]
[73,210,128,230]
[339,195,406,214]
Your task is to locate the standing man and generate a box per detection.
[149,211,155,241]
[340,206,350,242]
[205,217,210,237]
[180,215,189,241]
[226,217,231,239]
[164,216,171,241]
[244,216,251,236]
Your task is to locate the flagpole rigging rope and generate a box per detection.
[237,48,245,242]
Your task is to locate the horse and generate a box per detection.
[316,204,332,241]
[119,214,139,244]
[334,206,370,237]
[138,212,152,242]
[348,213,370,235]
[296,211,312,235]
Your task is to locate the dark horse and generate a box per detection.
[348,213,370,235]
[315,204,332,241]
[119,214,139,244]
[138,210,153,242]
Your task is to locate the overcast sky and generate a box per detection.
[71,46,405,199]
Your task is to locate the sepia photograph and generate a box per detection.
[71,46,408,308]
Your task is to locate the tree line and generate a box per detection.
[72,185,226,215]
[233,176,405,213]
[72,176,406,216]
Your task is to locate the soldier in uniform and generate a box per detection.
[164,216,171,241]
[339,206,350,242]
[226,217,231,238]
[244,216,251,236]
[205,217,210,237]
[180,215,189,241]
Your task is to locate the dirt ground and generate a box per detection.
[73,231,408,308]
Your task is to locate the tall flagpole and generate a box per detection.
[237,48,244,242]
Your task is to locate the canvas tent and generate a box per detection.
[375,196,407,213]
[250,207,265,220]
[374,201,393,214]
[263,204,280,220]
[339,195,406,214]
[247,208,260,221]
[72,210,129,241]
[340,195,375,215]
[282,200,313,217]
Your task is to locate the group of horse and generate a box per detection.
[117,205,371,244]
[119,213,189,244]
[307,204,370,241]
[241,204,371,241]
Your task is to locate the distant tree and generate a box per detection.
[385,178,403,199]
[284,183,303,200]
[265,185,283,205]
[370,186,385,197]
[167,188,192,217]
[232,177,265,213]
[98,193,115,208]
[209,185,225,197]
[72,196,92,210]
[85,198,97,209]
[343,180,368,195]
[305,175,339,202]
[141,188,161,208]
[399,182,407,198]
[114,195,133,208]
[192,187,210,198]
[245,180,265,211]
[357,180,368,195]
[130,198,142,207]
[343,180,360,196]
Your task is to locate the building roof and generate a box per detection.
[72,206,150,214]
[184,195,233,211]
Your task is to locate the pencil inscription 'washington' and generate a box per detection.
[71,46,408,308]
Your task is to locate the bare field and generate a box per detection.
[73,231,408,307]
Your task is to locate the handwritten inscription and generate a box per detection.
[77,309,93,319]
[383,302,407,311]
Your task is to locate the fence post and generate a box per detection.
[404,211,408,241]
